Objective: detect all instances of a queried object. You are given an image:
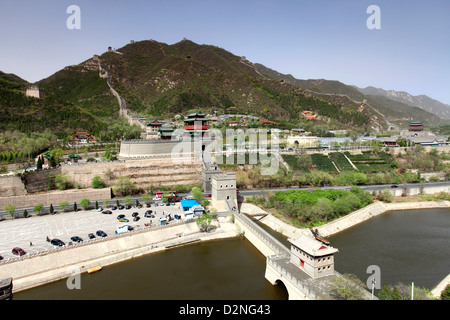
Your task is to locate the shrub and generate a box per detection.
[91,175,105,188]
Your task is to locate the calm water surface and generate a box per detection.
[329,208,450,290]
[15,238,288,300]
[14,208,450,299]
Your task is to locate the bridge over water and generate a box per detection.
[233,211,374,300]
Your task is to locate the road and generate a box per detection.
[2,181,450,219]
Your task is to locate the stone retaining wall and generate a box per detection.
[0,188,112,209]
[5,219,238,293]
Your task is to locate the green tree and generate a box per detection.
[54,174,73,190]
[103,199,111,207]
[33,203,44,215]
[191,186,205,203]
[4,204,16,219]
[49,203,54,214]
[142,193,152,204]
[440,284,450,300]
[80,198,91,210]
[377,285,392,300]
[113,176,137,196]
[391,286,402,300]
[50,148,65,164]
[91,175,105,189]
[23,209,29,218]
[73,202,78,211]
[123,195,133,205]
[196,213,214,232]
[328,273,366,300]
[59,201,69,211]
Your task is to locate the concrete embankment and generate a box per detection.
[241,200,450,298]
[5,218,238,293]
[316,200,450,237]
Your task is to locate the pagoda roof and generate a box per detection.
[289,235,338,257]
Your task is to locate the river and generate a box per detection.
[14,208,450,299]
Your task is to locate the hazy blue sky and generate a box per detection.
[1,0,449,104]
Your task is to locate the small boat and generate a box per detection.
[87,266,102,274]
[310,229,331,245]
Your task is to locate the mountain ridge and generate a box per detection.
[254,63,443,127]
[354,85,450,119]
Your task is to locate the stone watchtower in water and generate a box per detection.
[288,234,338,279]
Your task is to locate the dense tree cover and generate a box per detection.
[248,187,373,227]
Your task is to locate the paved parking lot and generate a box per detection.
[0,201,186,261]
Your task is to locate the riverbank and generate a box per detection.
[241,200,450,299]
[7,217,239,294]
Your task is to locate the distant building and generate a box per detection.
[287,135,319,148]
[71,131,96,144]
[184,112,210,138]
[159,124,175,141]
[409,121,423,132]
[302,110,317,120]
[26,86,44,99]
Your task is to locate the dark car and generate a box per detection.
[132,212,139,217]
[102,210,112,214]
[50,239,65,246]
[12,247,26,256]
[88,233,96,239]
[133,216,140,222]
[125,205,132,210]
[71,236,83,243]
[118,205,125,210]
[146,203,151,208]
[117,214,125,219]
[111,206,117,210]
[96,230,107,237]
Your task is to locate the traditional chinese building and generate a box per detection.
[183,112,210,138]
[71,131,96,144]
[159,124,175,141]
[409,121,423,132]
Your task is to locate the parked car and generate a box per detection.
[12,247,26,256]
[102,210,112,214]
[118,205,124,210]
[96,230,107,237]
[97,207,103,212]
[117,214,125,219]
[133,216,140,222]
[88,233,96,239]
[51,239,65,246]
[70,236,83,243]
[146,203,151,208]
[118,218,129,222]
[125,205,132,210]
[132,212,139,217]
[111,206,117,210]
[0,255,3,261]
